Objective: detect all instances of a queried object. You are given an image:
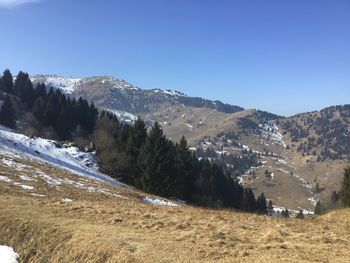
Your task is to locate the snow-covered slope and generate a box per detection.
[0,125,124,187]
[105,109,138,124]
[0,245,19,263]
[31,75,82,94]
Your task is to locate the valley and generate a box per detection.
[0,127,349,262]
[31,75,350,213]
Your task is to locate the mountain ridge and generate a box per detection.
[29,74,350,212]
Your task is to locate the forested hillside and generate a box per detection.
[0,68,268,213]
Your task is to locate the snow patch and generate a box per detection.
[14,183,34,190]
[30,193,45,197]
[143,196,178,207]
[185,123,193,129]
[62,198,73,203]
[105,109,137,124]
[0,245,19,263]
[0,175,12,183]
[31,75,81,94]
[259,120,286,148]
[0,126,126,187]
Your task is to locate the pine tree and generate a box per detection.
[340,166,350,207]
[0,96,16,128]
[55,102,71,139]
[137,122,175,196]
[126,117,147,160]
[243,188,256,212]
[268,200,273,211]
[44,90,60,126]
[296,210,304,219]
[34,83,47,99]
[314,201,322,215]
[256,192,267,214]
[23,79,35,107]
[331,191,339,204]
[126,117,147,183]
[14,71,29,98]
[173,136,195,200]
[32,98,46,122]
[1,69,14,94]
[281,209,289,218]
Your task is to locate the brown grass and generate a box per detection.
[1,154,350,262]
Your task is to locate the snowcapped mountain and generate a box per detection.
[30,75,244,115]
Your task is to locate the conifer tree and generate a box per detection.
[137,122,175,195]
[44,89,60,126]
[296,210,304,219]
[34,83,47,99]
[126,117,147,182]
[281,209,289,218]
[314,201,322,215]
[268,200,273,211]
[126,117,147,160]
[256,192,267,214]
[0,96,16,128]
[14,71,29,98]
[173,136,195,200]
[23,79,35,107]
[32,98,46,123]
[1,69,14,94]
[340,166,350,207]
[243,188,256,212]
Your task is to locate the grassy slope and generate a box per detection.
[1,153,350,262]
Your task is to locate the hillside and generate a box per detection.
[29,75,350,213]
[31,75,244,116]
[1,126,350,262]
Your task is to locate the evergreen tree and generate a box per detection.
[340,166,350,207]
[126,117,147,160]
[126,117,147,182]
[0,96,16,128]
[32,98,46,123]
[281,209,289,218]
[331,191,339,204]
[55,101,71,139]
[256,192,267,214]
[243,188,257,212]
[44,89,60,126]
[296,210,304,219]
[1,69,14,94]
[173,136,195,200]
[22,78,35,107]
[268,200,273,211]
[14,71,29,98]
[137,122,175,196]
[314,201,322,215]
[34,83,47,99]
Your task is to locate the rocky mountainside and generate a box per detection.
[31,75,350,212]
[32,75,243,115]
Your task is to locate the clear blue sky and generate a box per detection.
[0,0,349,116]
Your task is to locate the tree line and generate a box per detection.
[93,113,268,212]
[0,69,98,139]
[0,68,268,213]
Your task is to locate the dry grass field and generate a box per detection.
[1,153,350,262]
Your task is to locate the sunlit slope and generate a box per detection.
[0,139,350,262]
